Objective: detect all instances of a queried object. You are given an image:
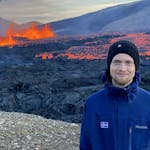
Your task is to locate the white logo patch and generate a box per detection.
[118,44,122,48]
[135,125,148,129]
[100,121,109,128]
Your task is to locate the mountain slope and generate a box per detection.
[0,18,11,36]
[50,0,150,35]
[0,18,19,36]
[0,19,42,37]
[101,1,150,32]
[1,0,149,36]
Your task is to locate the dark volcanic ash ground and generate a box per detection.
[0,34,150,123]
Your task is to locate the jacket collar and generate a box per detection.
[102,71,140,102]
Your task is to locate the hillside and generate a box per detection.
[1,0,150,36]
[49,0,150,35]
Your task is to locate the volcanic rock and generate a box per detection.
[0,33,150,124]
[0,58,104,123]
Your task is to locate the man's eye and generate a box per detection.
[112,60,121,65]
[112,60,134,66]
[125,61,134,65]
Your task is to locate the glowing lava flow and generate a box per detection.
[0,24,18,47]
[13,23,56,40]
[0,23,56,47]
[35,33,150,60]
[109,33,150,54]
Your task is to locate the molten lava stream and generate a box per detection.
[0,22,56,47]
[0,35,18,47]
[13,23,56,40]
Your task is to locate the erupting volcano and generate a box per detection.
[0,23,56,47]
[13,23,55,40]
[0,24,19,47]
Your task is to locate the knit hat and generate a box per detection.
[107,40,140,71]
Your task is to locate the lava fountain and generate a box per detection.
[0,23,56,47]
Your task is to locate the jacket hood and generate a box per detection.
[101,71,140,102]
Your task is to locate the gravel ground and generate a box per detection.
[0,111,80,150]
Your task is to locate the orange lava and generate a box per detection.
[35,46,107,60]
[0,24,19,47]
[35,32,150,60]
[59,53,105,60]
[0,23,56,47]
[109,33,150,56]
[13,23,55,40]
[35,53,53,60]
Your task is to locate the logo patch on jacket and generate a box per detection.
[100,121,109,128]
[135,125,148,129]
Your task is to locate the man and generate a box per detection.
[80,40,150,150]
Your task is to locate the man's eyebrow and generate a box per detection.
[113,59,133,62]
[112,59,121,61]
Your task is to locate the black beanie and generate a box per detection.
[107,40,140,71]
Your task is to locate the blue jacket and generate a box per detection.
[80,73,150,150]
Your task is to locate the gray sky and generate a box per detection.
[0,0,140,24]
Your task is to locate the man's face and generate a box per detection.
[110,53,136,87]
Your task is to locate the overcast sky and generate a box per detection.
[0,0,139,24]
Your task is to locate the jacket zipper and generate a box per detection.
[115,101,119,150]
[129,127,132,150]
[117,103,119,149]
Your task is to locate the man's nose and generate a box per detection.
[118,63,127,70]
